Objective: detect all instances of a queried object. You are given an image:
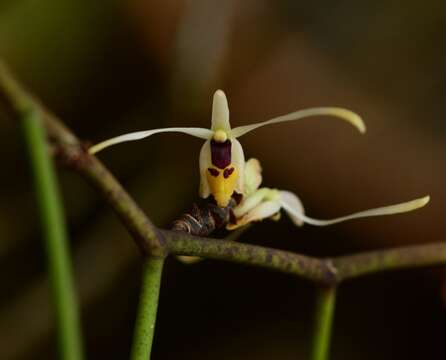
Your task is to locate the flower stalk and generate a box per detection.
[311,286,337,360]
[130,257,165,360]
[21,109,84,360]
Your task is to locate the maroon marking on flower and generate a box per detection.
[211,139,231,169]
[223,167,235,179]
[208,168,219,177]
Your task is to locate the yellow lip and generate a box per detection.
[206,164,238,207]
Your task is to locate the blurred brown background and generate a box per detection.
[0,0,445,359]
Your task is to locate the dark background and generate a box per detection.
[0,1,445,359]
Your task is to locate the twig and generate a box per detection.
[163,229,337,283]
[333,243,446,282]
[163,230,446,284]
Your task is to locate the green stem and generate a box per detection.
[21,109,84,360]
[311,286,337,360]
[130,257,165,360]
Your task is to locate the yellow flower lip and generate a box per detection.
[206,164,238,207]
[213,129,228,143]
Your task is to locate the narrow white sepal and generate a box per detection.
[231,107,366,138]
[89,127,213,154]
[280,195,430,226]
[211,90,231,133]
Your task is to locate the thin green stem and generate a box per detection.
[311,286,337,360]
[130,257,165,360]
[21,109,84,360]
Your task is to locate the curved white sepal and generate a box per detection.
[280,195,430,227]
[228,200,281,230]
[280,191,305,226]
[244,200,282,222]
[244,158,263,197]
[211,90,231,133]
[198,140,212,198]
[231,107,366,138]
[233,188,272,218]
[89,127,213,154]
[231,138,245,195]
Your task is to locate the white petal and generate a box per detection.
[280,195,430,226]
[280,191,305,226]
[231,107,366,138]
[211,90,231,132]
[89,127,213,154]
[243,200,282,223]
[229,200,281,230]
[199,140,212,198]
[244,158,263,196]
[233,188,272,218]
[231,138,245,195]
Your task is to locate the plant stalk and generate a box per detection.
[311,285,337,360]
[21,109,84,360]
[130,257,165,360]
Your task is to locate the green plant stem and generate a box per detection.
[130,257,165,360]
[21,109,84,360]
[311,286,337,360]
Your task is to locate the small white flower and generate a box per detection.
[228,159,430,230]
[89,90,365,207]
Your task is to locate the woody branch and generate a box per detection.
[1,60,445,286]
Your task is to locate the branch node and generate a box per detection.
[321,259,339,285]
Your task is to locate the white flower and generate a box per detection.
[228,159,430,230]
[89,90,365,207]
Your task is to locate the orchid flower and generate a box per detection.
[227,159,430,230]
[89,90,365,207]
